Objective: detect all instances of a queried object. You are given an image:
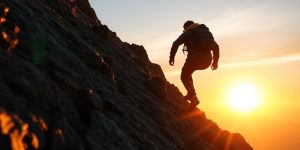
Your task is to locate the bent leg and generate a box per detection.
[181,62,196,96]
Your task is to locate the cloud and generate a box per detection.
[130,2,300,67]
[165,54,300,77]
[142,30,181,60]
[221,55,300,69]
[144,5,282,61]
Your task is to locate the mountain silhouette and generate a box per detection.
[0,0,253,150]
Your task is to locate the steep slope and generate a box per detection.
[0,0,253,150]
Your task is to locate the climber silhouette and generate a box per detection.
[169,20,219,110]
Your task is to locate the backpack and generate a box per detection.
[183,24,216,54]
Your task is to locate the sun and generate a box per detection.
[227,82,261,112]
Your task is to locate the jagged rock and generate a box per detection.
[129,43,149,61]
[144,76,167,100]
[0,0,253,150]
[92,25,111,40]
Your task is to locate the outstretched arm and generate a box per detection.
[211,42,219,70]
[169,42,179,66]
[169,33,188,66]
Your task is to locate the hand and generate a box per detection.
[211,61,218,70]
[169,58,174,66]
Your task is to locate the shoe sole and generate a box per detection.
[186,100,200,112]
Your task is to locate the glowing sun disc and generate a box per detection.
[227,82,261,112]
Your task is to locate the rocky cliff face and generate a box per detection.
[0,0,253,150]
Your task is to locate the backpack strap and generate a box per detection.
[182,45,188,55]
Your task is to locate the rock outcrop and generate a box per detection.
[0,0,253,150]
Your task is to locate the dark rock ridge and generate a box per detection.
[0,0,253,150]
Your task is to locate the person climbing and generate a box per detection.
[169,20,219,110]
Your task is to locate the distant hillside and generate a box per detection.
[0,0,253,150]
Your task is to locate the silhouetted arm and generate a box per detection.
[211,41,219,70]
[212,41,219,62]
[170,33,188,64]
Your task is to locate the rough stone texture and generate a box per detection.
[0,0,253,150]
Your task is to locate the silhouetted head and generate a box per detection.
[183,20,194,31]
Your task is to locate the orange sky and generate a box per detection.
[91,0,300,149]
[165,60,300,150]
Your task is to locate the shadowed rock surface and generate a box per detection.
[0,0,253,150]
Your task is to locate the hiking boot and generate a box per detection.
[187,95,200,111]
[183,93,196,101]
